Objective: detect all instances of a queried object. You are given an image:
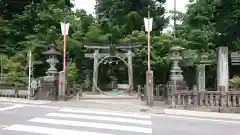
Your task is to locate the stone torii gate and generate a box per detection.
[84,43,140,93]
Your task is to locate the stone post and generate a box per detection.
[58,71,65,99]
[197,64,206,92]
[146,70,154,106]
[127,50,133,90]
[92,50,99,93]
[193,85,198,107]
[220,86,226,107]
[217,47,229,92]
[85,72,91,87]
[170,84,176,107]
[137,85,141,97]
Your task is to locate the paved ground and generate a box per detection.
[43,99,167,114]
[0,102,239,135]
[152,115,240,135]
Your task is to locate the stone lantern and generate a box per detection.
[43,44,61,77]
[35,44,61,101]
[170,46,184,81]
[170,45,187,91]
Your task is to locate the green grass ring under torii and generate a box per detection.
[92,55,133,95]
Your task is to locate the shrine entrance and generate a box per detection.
[84,43,140,95]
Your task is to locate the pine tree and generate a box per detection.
[95,0,168,39]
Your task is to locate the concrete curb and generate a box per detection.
[164,109,240,120]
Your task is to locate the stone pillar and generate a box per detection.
[197,64,206,92]
[217,47,229,91]
[127,50,133,90]
[58,71,65,99]
[92,50,99,93]
[85,73,91,87]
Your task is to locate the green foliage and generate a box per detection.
[67,62,77,86]
[214,0,240,49]
[2,0,240,86]
[95,0,168,39]
[230,76,240,90]
[1,54,28,86]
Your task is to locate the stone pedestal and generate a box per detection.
[36,75,58,101]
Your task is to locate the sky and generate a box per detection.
[72,0,190,15]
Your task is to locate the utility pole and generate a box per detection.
[173,0,176,38]
[63,17,67,95]
[147,6,151,71]
[60,15,69,100]
[173,0,177,90]
[0,55,3,84]
[144,5,154,106]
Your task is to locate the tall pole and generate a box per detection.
[28,50,32,100]
[0,55,3,84]
[144,5,154,106]
[173,0,177,91]
[63,18,67,99]
[147,5,150,71]
[60,14,69,100]
[173,0,176,38]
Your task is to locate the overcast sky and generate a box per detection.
[72,0,189,15]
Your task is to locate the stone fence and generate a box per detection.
[138,84,167,101]
[138,84,240,112]
[0,82,84,100]
[170,86,240,112]
[0,86,28,99]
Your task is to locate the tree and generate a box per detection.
[214,0,240,50]
[67,62,77,86]
[181,0,216,49]
[3,54,28,86]
[2,0,84,81]
[95,0,168,42]
[1,0,33,20]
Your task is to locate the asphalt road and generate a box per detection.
[0,102,239,135]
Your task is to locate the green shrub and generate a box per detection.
[230,76,240,90]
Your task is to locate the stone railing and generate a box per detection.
[225,90,240,107]
[0,88,28,99]
[0,83,29,99]
[138,84,167,101]
[170,86,240,112]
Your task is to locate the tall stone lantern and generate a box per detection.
[167,45,185,105]
[170,45,187,91]
[36,44,61,101]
